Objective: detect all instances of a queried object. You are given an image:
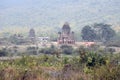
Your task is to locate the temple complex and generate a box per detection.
[58,22,75,45]
[28,28,36,43]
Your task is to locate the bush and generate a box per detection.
[60,45,74,55]
[39,45,61,58]
[106,41,120,47]
[39,48,52,54]
[39,45,56,54]
[26,46,38,55]
[0,48,8,57]
[93,64,120,80]
[104,47,116,54]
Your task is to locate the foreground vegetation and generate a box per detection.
[0,46,120,80]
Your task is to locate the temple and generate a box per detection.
[58,22,75,45]
[28,28,36,43]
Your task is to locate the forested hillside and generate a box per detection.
[0,0,120,38]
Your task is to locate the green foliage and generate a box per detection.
[0,51,120,80]
[39,45,60,55]
[81,23,116,42]
[78,47,108,67]
[9,34,24,45]
[94,23,116,41]
[62,57,69,64]
[60,45,74,55]
[0,48,8,57]
[26,46,38,55]
[81,25,97,41]
[106,40,120,47]
[93,64,120,80]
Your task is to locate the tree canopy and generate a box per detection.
[81,23,116,42]
[81,25,97,41]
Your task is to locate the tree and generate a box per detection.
[9,34,25,45]
[81,25,97,41]
[81,23,116,42]
[93,23,116,42]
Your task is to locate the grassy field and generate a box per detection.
[0,51,120,80]
[0,42,120,80]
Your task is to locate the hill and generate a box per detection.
[0,0,120,39]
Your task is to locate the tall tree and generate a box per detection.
[93,23,116,41]
[81,23,116,42]
[81,25,97,41]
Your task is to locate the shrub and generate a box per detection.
[106,41,120,47]
[60,45,74,55]
[104,47,116,54]
[0,48,8,57]
[26,46,38,55]
[93,64,120,80]
[39,45,61,58]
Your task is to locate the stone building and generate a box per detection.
[58,22,75,45]
[28,28,36,43]
[38,37,49,46]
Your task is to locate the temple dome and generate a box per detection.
[29,28,36,38]
[62,22,70,30]
[62,22,71,33]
